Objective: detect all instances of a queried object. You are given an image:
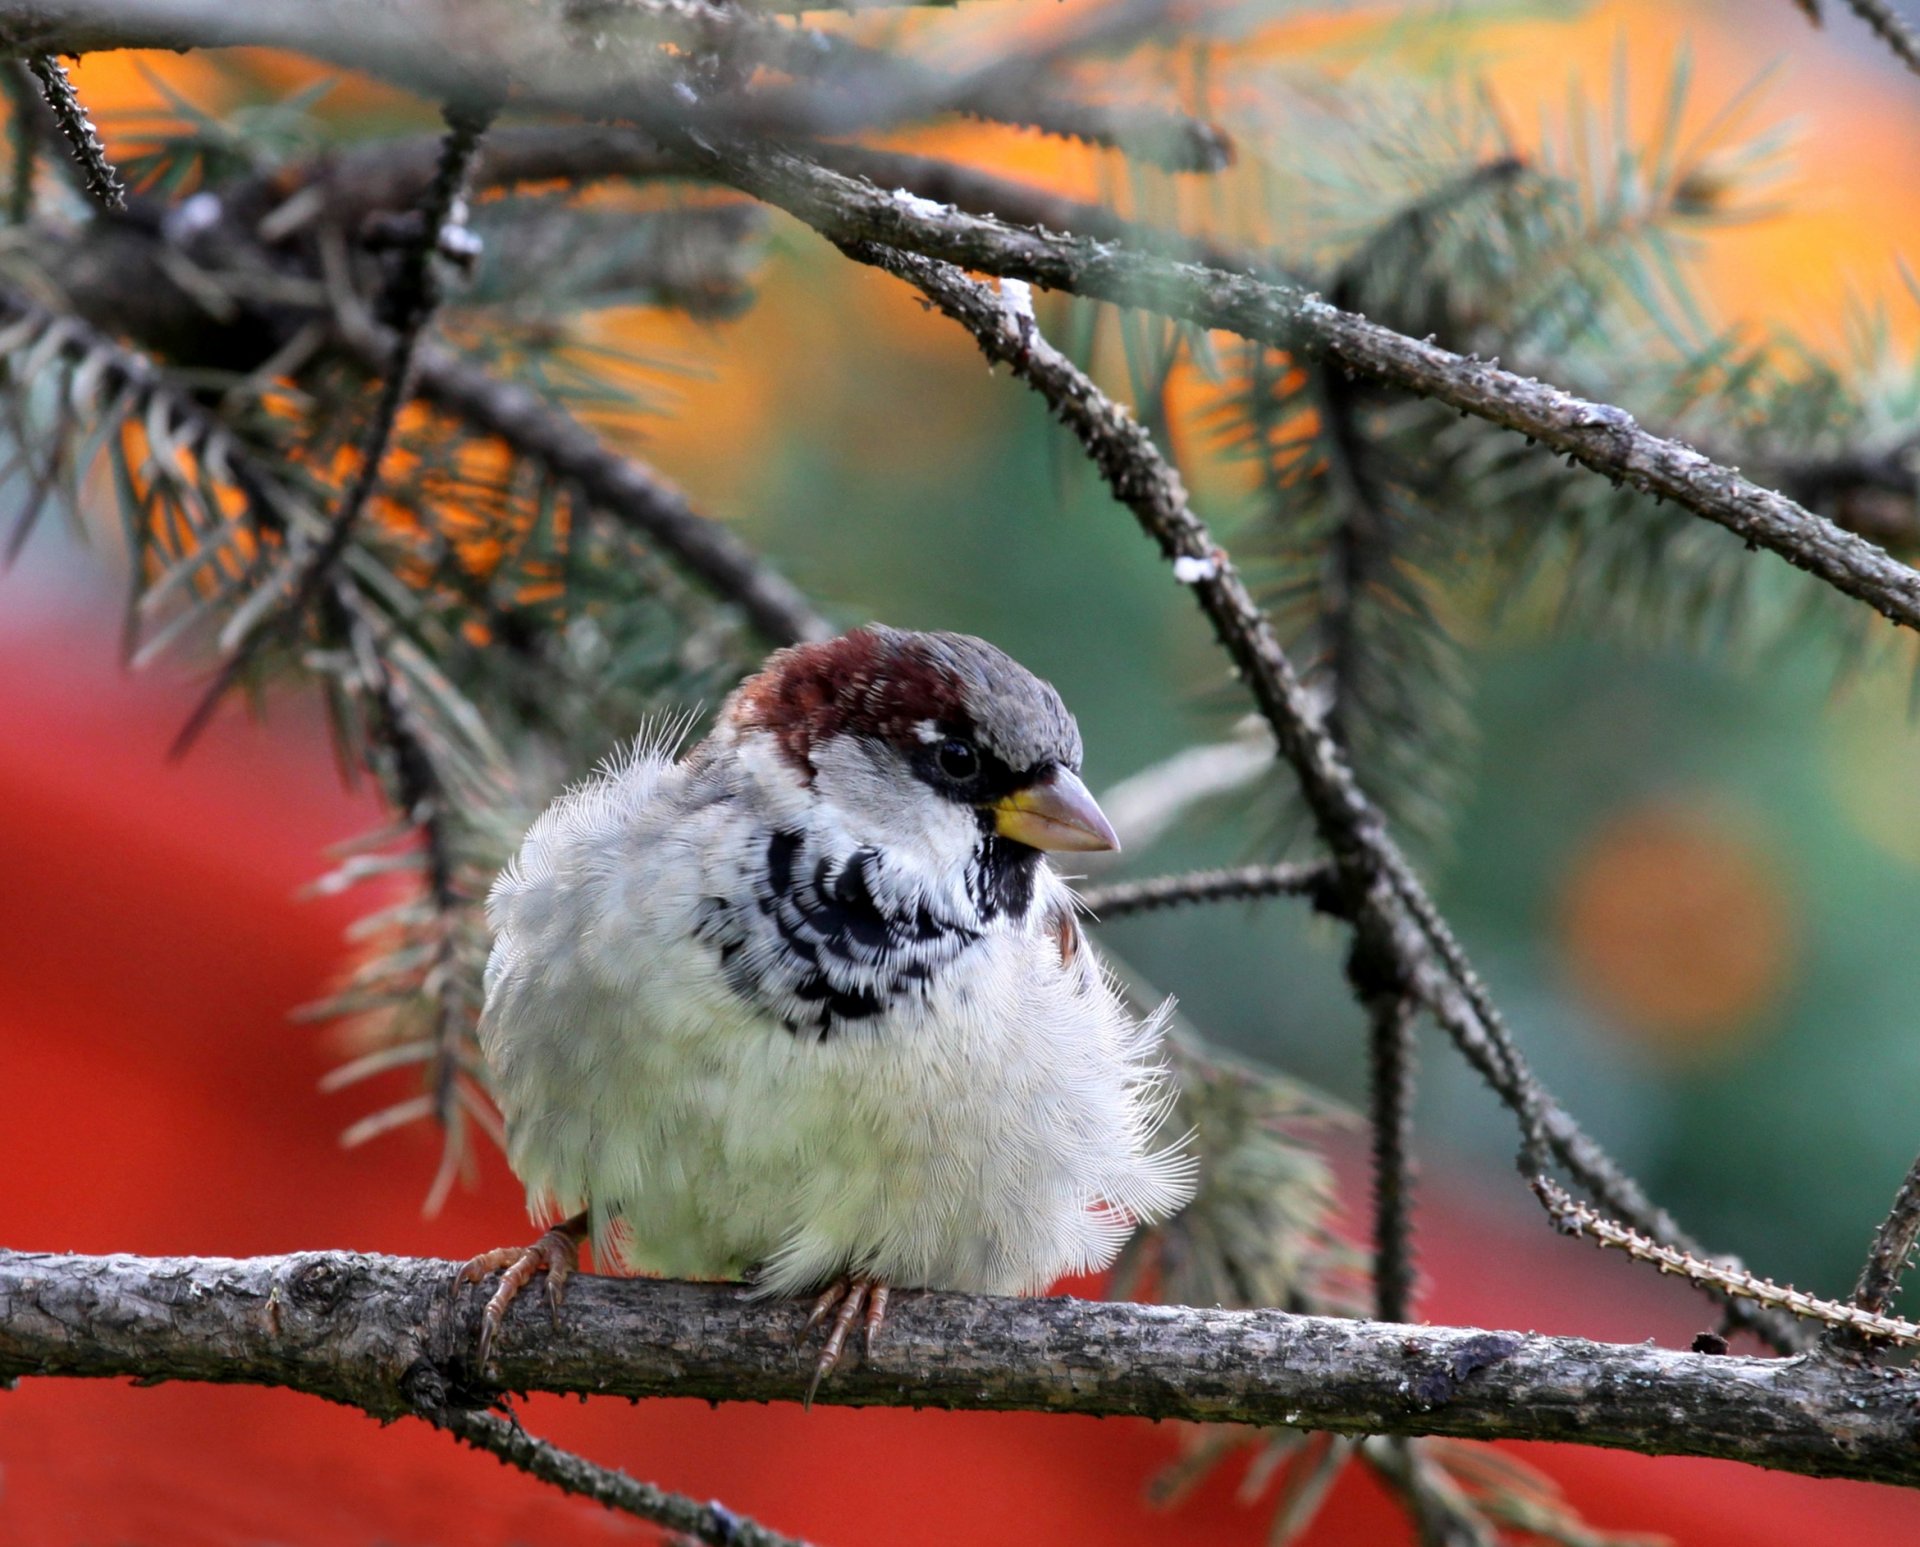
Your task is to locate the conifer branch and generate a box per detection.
[326,576,480,1213]
[333,313,834,647]
[0,0,1216,168]
[11,13,1903,648]
[436,1408,813,1547]
[697,144,1920,650]
[842,239,1809,1353]
[1533,1176,1920,1349]
[23,52,121,211]
[1840,0,1920,77]
[177,98,496,752]
[3,2,1911,1526]
[1846,1149,1920,1330]
[1365,1438,1497,1547]
[1076,862,1336,919]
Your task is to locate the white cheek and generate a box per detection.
[810,738,979,871]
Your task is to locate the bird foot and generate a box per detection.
[798,1272,892,1408]
[456,1212,587,1370]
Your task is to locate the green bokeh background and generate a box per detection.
[696,237,1920,1302]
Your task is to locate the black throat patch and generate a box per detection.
[694,828,988,1041]
[966,832,1042,923]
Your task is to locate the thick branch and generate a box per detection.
[2,1248,1915,1486]
[703,146,1920,641]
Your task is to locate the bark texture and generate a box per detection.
[4,1248,1920,1487]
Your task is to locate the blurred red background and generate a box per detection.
[5,607,1918,1545]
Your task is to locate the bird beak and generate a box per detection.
[991,768,1121,853]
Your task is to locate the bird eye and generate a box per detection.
[936,738,979,781]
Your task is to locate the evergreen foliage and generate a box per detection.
[5,2,1919,1538]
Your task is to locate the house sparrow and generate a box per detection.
[460,625,1195,1394]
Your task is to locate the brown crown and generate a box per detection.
[727,628,971,780]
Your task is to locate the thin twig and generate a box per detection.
[436,1408,813,1547]
[1845,1150,1920,1329]
[1841,0,1920,76]
[280,127,1242,265]
[334,317,834,648]
[24,53,122,211]
[843,240,1807,1352]
[1362,988,1420,1325]
[1534,1176,1920,1349]
[1076,862,1335,919]
[176,98,495,753]
[3,63,37,224]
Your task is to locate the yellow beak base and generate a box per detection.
[990,767,1121,853]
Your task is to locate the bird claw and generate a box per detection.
[455,1213,586,1371]
[798,1273,892,1409]
[798,1278,849,1343]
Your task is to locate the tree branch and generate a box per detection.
[437,1408,813,1547]
[10,0,1910,632]
[2,1248,1915,1487]
[0,0,1212,161]
[1839,0,1920,77]
[842,240,1809,1353]
[1362,988,1421,1325]
[1847,1149,1920,1326]
[332,312,835,647]
[23,52,122,210]
[696,144,1920,644]
[1076,861,1336,919]
[277,124,1920,566]
[177,99,496,753]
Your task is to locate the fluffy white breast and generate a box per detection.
[480,722,1196,1297]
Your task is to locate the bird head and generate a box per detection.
[721,625,1119,870]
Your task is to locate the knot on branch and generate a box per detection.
[1345,922,1413,1007]
[401,1355,455,1418]
[287,1254,353,1315]
[1401,1331,1523,1410]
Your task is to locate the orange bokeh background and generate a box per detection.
[9,3,1920,1542]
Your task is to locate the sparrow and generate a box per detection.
[459,625,1195,1394]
